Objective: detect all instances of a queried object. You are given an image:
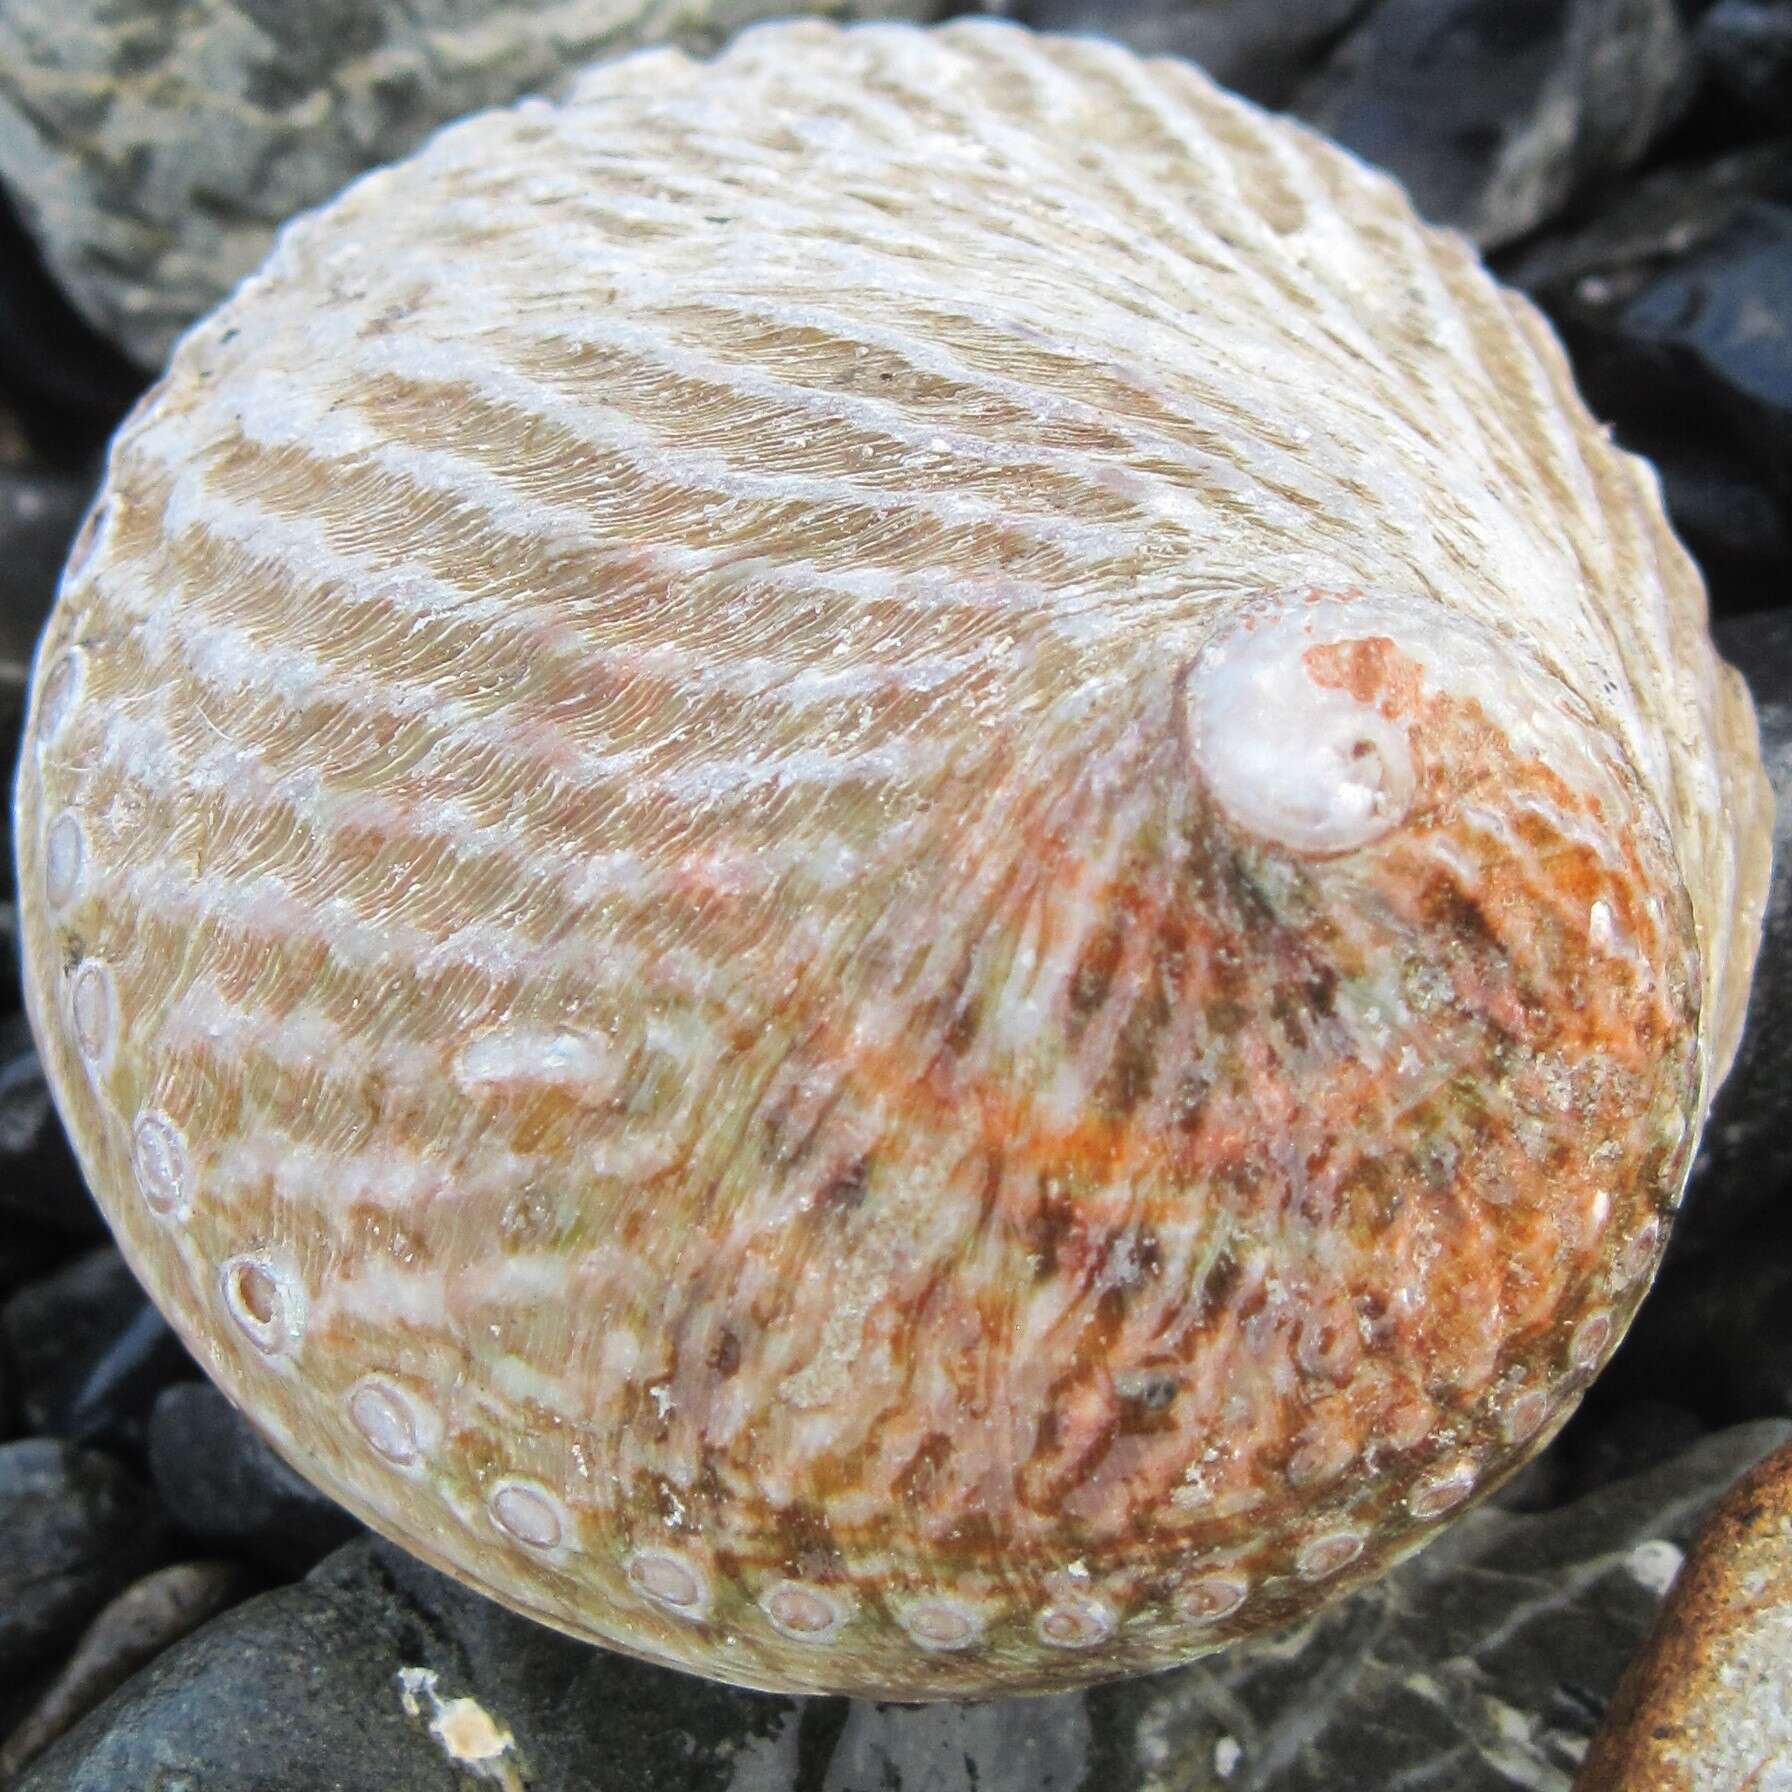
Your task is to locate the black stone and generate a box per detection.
[0,1440,168,1695]
[1549,1398,1710,1501]
[0,456,90,679]
[1296,0,1692,247]
[1676,610,1792,1247]
[0,448,93,891]
[1697,0,1792,127]
[0,1012,103,1237]
[1019,0,1370,107]
[2,1247,194,1457]
[0,189,146,466]
[15,1538,804,1792]
[147,1384,363,1576]
[1600,1240,1792,1424]
[1502,147,1792,614]
[0,1223,76,1302]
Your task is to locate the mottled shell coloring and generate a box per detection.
[15,19,1771,1699]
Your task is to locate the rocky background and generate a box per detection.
[0,0,1788,1787]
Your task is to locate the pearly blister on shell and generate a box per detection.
[14,20,1771,1698]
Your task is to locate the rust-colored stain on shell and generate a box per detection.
[12,20,1772,1698]
[1576,1440,1792,1790]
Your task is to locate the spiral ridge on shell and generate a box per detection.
[14,20,1771,1697]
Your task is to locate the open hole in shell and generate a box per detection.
[221,1255,305,1356]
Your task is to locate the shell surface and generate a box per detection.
[14,20,1772,1699]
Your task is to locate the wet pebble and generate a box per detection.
[1695,0,1792,130]
[1295,0,1691,246]
[2,1247,194,1456]
[0,1014,103,1239]
[1601,1242,1792,1426]
[0,1440,169,1697]
[1504,151,1792,615]
[1020,0,1365,105]
[0,1560,249,1781]
[147,1384,363,1575]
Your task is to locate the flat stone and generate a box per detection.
[1296,0,1691,247]
[1598,1242,1792,1427]
[0,459,91,700]
[0,193,146,462]
[0,1013,104,1238]
[1695,0,1792,129]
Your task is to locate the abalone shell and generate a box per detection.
[14,20,1771,1698]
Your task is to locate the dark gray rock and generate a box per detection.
[1697,0,1792,126]
[1674,611,1792,1244]
[19,1424,1791,1792]
[0,0,937,372]
[2,1246,193,1454]
[1296,0,1691,247]
[0,1012,103,1238]
[0,194,146,462]
[1021,0,1370,106]
[1549,1399,1710,1502]
[0,453,90,900]
[15,1537,806,1792]
[1502,150,1792,614]
[0,1224,70,1302]
[0,1440,168,1692]
[0,459,89,689]
[147,1383,363,1575]
[0,1560,250,1781]
[1601,1244,1792,1424]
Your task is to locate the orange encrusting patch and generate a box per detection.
[618,628,1701,1583]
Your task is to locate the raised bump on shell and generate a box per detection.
[898,1598,983,1653]
[625,1548,709,1619]
[1570,1308,1614,1372]
[68,959,114,1065]
[761,1581,848,1641]
[1035,1596,1117,1650]
[488,1477,569,1550]
[1408,1458,1477,1521]
[63,499,109,585]
[1617,1217,1662,1285]
[348,1374,440,1471]
[1175,1572,1249,1623]
[1296,1529,1365,1581]
[131,1110,191,1221]
[1503,1387,1552,1446]
[1185,599,1415,855]
[35,648,81,743]
[43,812,85,909]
